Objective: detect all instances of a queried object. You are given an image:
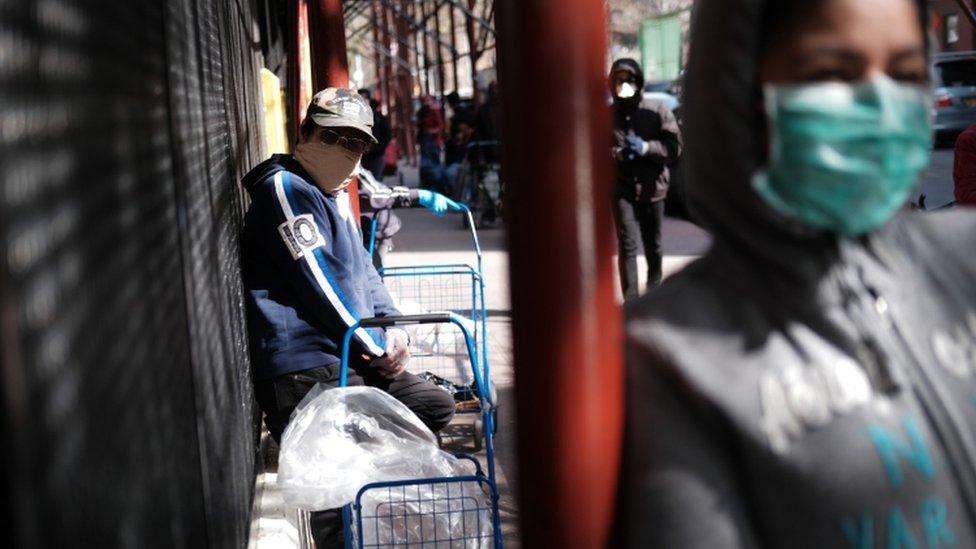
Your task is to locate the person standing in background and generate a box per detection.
[417,95,448,194]
[358,88,391,181]
[609,58,682,299]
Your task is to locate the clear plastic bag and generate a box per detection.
[277,385,493,546]
[277,385,484,509]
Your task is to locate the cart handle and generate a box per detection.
[453,202,483,264]
[365,202,483,270]
[366,215,379,256]
[356,313,455,328]
[339,313,487,400]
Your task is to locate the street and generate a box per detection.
[916,147,956,209]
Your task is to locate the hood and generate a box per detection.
[242,154,308,196]
[682,0,930,279]
[610,58,645,109]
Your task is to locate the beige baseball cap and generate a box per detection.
[306,87,378,143]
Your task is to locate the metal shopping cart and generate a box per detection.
[367,204,496,449]
[339,314,502,549]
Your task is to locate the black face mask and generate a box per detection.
[613,91,641,111]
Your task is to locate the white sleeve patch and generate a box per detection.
[278,213,325,260]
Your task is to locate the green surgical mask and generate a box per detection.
[752,75,933,236]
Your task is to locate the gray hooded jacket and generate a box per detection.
[618,1,976,547]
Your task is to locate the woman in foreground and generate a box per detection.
[619,0,976,547]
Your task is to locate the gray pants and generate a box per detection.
[613,197,665,300]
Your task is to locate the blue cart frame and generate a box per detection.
[338,313,503,548]
[369,205,493,429]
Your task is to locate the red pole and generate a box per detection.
[286,0,310,147]
[395,1,417,165]
[465,0,480,109]
[408,1,424,97]
[381,4,406,165]
[434,3,446,99]
[307,0,350,87]
[380,3,395,121]
[370,0,384,105]
[449,3,459,93]
[419,0,432,96]
[495,0,622,547]
[307,0,360,216]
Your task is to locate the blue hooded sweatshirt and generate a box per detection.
[241,154,398,381]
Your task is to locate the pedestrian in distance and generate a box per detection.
[357,88,392,182]
[618,0,976,547]
[417,95,448,194]
[445,90,475,138]
[609,58,683,300]
[239,88,456,548]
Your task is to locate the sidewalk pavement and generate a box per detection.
[248,165,711,548]
[915,148,955,209]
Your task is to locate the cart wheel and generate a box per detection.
[472,419,484,452]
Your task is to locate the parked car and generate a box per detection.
[933,51,976,147]
[642,81,680,113]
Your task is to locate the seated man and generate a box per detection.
[240,88,456,547]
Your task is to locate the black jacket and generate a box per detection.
[611,57,682,203]
[613,99,682,203]
[618,0,976,547]
[362,107,391,167]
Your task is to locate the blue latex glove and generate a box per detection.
[625,135,649,157]
[417,189,461,216]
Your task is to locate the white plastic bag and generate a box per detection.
[277,385,493,546]
[277,385,450,510]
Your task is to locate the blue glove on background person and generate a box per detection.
[417,189,461,216]
[625,134,650,157]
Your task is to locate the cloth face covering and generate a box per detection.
[294,142,361,193]
[752,75,932,236]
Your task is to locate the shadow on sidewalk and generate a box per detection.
[388,209,508,254]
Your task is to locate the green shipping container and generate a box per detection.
[639,12,683,83]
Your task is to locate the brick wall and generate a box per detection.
[931,0,976,52]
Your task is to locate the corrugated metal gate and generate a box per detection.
[0,0,266,546]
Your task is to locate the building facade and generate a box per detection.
[609,0,693,82]
[931,1,976,52]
